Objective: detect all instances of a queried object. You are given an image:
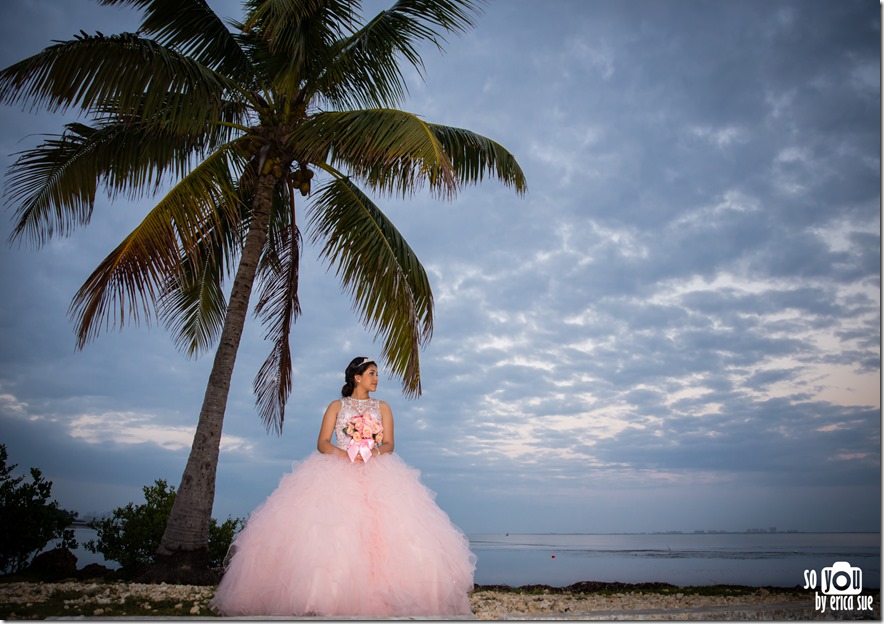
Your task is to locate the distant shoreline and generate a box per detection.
[68,519,92,527]
[67,518,877,535]
[470,530,879,536]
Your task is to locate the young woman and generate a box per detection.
[209,357,476,617]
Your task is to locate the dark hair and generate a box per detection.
[341,357,376,397]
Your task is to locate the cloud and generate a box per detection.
[67,412,254,453]
[1,387,255,453]
[690,125,748,149]
[0,393,29,418]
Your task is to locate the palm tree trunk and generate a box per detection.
[142,173,278,584]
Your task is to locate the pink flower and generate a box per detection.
[343,415,384,458]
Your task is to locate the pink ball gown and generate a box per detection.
[209,397,476,617]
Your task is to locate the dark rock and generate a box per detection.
[26,547,78,581]
[136,550,220,585]
[77,563,115,580]
[565,580,679,593]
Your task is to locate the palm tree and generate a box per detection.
[1,0,525,583]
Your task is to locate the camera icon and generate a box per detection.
[821,561,862,596]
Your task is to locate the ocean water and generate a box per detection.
[468,533,881,588]
[67,526,117,569]
[61,527,879,590]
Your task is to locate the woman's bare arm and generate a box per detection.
[317,400,348,459]
[374,401,394,457]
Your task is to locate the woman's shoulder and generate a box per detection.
[326,398,343,410]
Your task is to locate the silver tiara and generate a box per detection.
[359,358,375,366]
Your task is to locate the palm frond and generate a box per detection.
[157,195,246,359]
[69,147,245,349]
[253,180,302,433]
[97,0,255,80]
[0,32,235,132]
[308,174,433,398]
[241,0,356,96]
[228,26,291,95]
[159,249,231,360]
[5,107,244,246]
[315,0,484,109]
[90,90,252,144]
[292,109,457,198]
[5,124,98,246]
[429,123,527,194]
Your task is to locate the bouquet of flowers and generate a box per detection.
[342,414,384,463]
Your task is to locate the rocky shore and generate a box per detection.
[0,580,878,620]
[0,581,216,619]
[470,584,875,620]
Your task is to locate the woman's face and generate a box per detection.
[354,365,379,393]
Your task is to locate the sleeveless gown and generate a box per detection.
[209,397,476,617]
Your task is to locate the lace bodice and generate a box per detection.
[334,397,382,451]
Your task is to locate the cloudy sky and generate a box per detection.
[0,0,879,539]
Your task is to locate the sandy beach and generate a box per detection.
[0,580,878,620]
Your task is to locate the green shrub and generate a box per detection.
[0,444,78,574]
[85,479,243,578]
[208,514,242,570]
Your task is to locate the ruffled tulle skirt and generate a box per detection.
[209,452,476,617]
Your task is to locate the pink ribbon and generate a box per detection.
[347,438,376,463]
